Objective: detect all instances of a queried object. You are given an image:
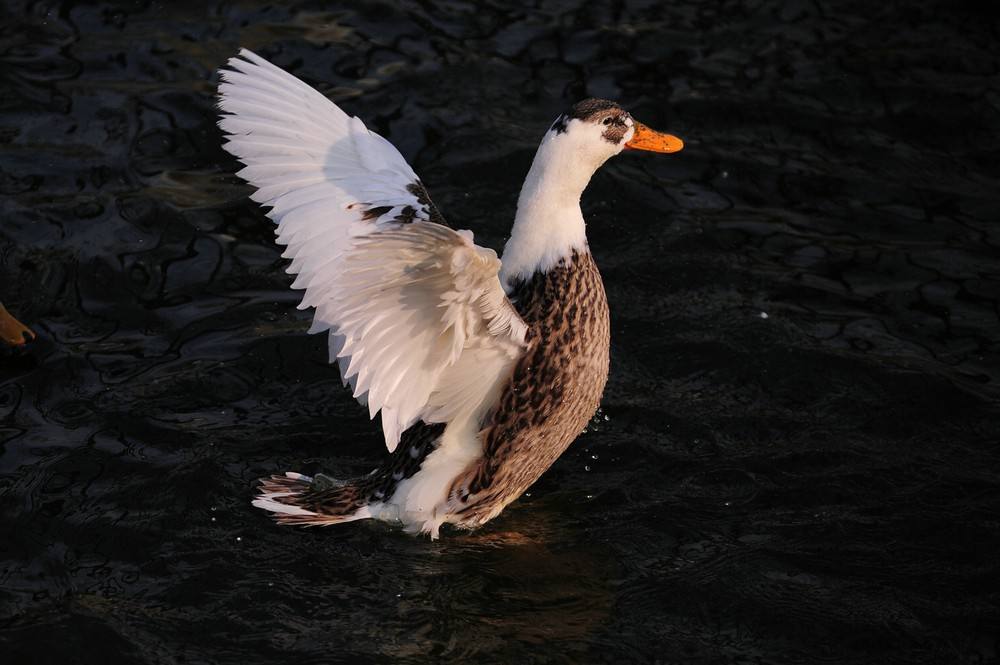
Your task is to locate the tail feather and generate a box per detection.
[252,472,372,526]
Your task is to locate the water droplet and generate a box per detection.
[584,465,591,472]
[721,170,729,178]
[591,454,599,460]
[759,311,769,319]
[586,494,595,500]
[236,536,242,542]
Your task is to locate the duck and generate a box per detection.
[217,49,683,539]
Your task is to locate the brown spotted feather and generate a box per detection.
[260,421,445,525]
[446,249,610,527]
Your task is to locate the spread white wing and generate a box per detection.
[218,49,526,450]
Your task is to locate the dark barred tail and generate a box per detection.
[252,472,373,526]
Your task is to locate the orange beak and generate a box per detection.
[625,122,684,153]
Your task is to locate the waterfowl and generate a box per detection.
[218,49,683,538]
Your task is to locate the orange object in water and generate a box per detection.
[0,302,35,347]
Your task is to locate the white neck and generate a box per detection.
[500,127,609,285]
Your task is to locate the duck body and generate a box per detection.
[270,251,609,537]
[446,248,611,528]
[220,49,681,538]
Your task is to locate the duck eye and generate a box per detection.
[603,117,612,125]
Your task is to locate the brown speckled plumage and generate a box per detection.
[260,421,445,525]
[446,249,611,527]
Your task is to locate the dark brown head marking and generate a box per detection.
[567,98,622,120]
[553,98,632,144]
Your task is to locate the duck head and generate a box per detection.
[501,98,683,283]
[548,98,683,169]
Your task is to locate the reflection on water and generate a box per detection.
[2,1,999,663]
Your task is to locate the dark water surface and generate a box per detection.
[2,1,1000,663]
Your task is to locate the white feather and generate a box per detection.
[218,49,527,456]
[251,496,316,517]
[500,116,631,284]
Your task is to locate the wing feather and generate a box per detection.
[218,49,526,451]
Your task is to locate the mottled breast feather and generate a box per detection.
[447,249,611,526]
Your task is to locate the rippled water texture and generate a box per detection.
[2,1,999,663]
